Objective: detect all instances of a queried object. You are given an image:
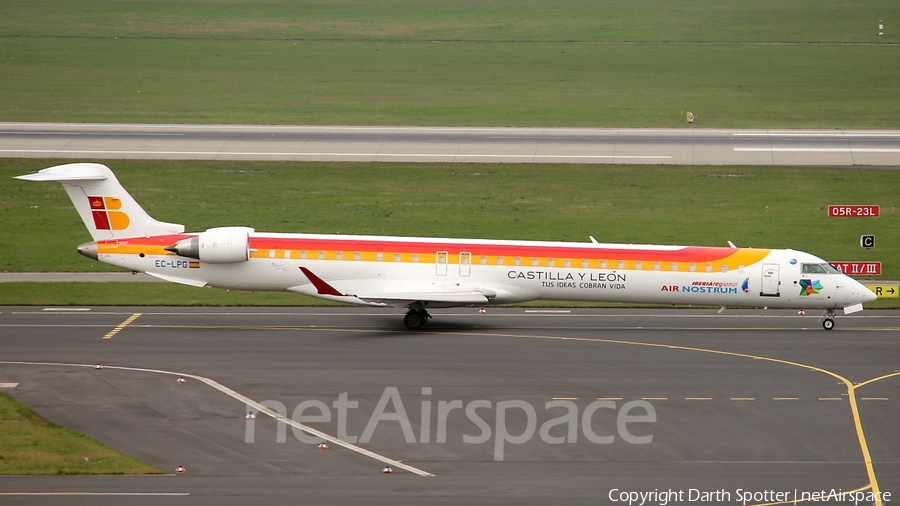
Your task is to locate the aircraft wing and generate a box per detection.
[145,271,208,288]
[353,291,489,306]
[295,266,490,307]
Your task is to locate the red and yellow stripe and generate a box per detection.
[98,235,770,272]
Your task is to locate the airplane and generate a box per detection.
[18,163,877,330]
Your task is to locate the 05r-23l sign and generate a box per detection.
[828,205,880,217]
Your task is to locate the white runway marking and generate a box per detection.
[0,492,190,496]
[735,147,900,153]
[11,309,896,319]
[0,132,183,136]
[733,132,900,138]
[0,361,435,477]
[0,149,671,159]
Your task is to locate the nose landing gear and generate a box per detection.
[819,309,835,330]
[404,309,430,330]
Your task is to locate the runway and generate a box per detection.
[1,307,897,505]
[3,123,900,166]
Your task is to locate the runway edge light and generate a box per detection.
[383,465,393,474]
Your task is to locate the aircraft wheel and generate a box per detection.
[404,310,427,330]
[822,318,835,330]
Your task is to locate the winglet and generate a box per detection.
[299,267,344,296]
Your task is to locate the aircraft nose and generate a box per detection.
[852,279,878,303]
[862,284,878,303]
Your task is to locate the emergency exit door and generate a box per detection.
[436,251,448,276]
[459,252,471,276]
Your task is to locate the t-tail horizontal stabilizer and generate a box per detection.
[16,163,184,240]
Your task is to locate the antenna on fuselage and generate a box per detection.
[589,236,599,244]
[727,240,737,248]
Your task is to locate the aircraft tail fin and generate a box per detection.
[16,163,184,240]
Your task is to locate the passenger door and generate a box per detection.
[760,263,780,296]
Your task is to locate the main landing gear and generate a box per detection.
[819,309,835,330]
[404,309,430,330]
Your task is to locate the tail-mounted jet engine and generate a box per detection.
[165,227,252,263]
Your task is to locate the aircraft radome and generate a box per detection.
[18,163,877,330]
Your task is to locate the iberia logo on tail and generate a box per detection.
[88,196,130,230]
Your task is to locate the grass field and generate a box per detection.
[3,158,897,276]
[1,1,898,127]
[4,1,896,43]
[0,392,162,475]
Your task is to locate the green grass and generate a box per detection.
[3,158,898,307]
[0,392,163,475]
[0,282,334,306]
[1,1,898,127]
[3,158,898,274]
[3,0,896,43]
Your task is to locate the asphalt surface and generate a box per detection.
[2,123,900,165]
[1,307,898,505]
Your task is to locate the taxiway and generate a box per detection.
[2,123,900,166]
[0,307,897,505]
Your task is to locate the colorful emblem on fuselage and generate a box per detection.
[799,279,823,296]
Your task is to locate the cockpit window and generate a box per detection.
[802,263,839,274]
[822,263,840,274]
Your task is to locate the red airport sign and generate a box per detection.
[829,261,881,276]
[828,205,879,217]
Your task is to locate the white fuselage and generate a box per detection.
[19,163,877,330]
[94,231,876,311]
